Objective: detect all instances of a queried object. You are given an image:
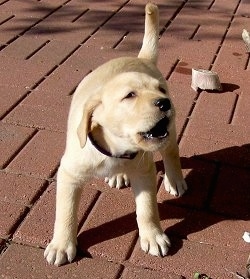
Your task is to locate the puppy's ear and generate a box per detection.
[77,97,100,148]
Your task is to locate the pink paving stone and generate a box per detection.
[186,213,249,252]
[28,39,81,67]
[160,11,230,67]
[78,189,138,262]
[212,15,250,73]
[1,34,80,72]
[70,42,120,71]
[0,171,46,206]
[12,41,121,115]
[0,35,49,60]
[0,200,26,238]
[157,203,249,252]
[6,130,65,178]
[0,122,35,169]
[184,120,250,147]
[189,92,237,124]
[167,71,198,137]
[5,101,70,132]
[157,158,216,209]
[121,266,184,279]
[0,84,28,117]
[0,55,55,90]
[25,1,125,42]
[0,2,80,43]
[0,16,27,44]
[84,17,130,50]
[13,182,100,248]
[130,238,248,279]
[0,0,66,13]
[179,135,250,168]
[163,9,202,41]
[210,165,250,218]
[22,70,77,107]
[0,244,121,279]
[232,85,250,128]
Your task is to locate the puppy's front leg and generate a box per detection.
[160,140,187,197]
[131,169,170,257]
[44,166,82,266]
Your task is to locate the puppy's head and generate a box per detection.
[77,72,175,153]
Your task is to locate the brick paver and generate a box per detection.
[0,0,249,278]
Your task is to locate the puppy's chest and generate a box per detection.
[94,158,130,178]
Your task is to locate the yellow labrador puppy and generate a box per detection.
[44,3,187,266]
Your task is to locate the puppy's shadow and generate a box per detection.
[77,144,250,258]
[158,143,250,255]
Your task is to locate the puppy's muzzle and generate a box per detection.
[140,116,169,140]
[139,98,171,140]
[154,98,171,112]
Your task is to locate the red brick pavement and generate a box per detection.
[0,0,249,278]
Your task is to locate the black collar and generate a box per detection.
[88,132,138,160]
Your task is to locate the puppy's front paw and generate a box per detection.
[105,173,129,189]
[164,175,187,197]
[140,230,171,257]
[44,240,76,266]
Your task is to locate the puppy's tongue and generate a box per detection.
[142,117,169,139]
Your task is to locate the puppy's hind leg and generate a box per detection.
[105,173,130,189]
[44,166,82,266]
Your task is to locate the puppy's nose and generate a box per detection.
[154,98,171,112]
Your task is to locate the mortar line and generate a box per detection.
[0,15,15,26]
[228,93,240,124]
[207,0,216,10]
[0,61,62,120]
[1,129,39,169]
[189,24,200,40]
[25,40,50,60]
[0,0,9,5]
[112,31,130,49]
[0,168,57,183]
[4,179,53,247]
[115,265,126,279]
[71,8,90,23]
[177,92,200,144]
[123,231,139,261]
[244,53,250,70]
[159,0,188,37]
[77,191,103,232]
[68,70,93,96]
[0,240,8,255]
[77,191,102,233]
[165,59,180,80]
[4,207,30,242]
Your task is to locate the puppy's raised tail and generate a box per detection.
[138,3,159,64]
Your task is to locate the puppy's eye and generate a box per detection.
[159,87,166,94]
[124,92,136,99]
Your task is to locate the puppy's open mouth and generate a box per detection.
[139,117,169,140]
